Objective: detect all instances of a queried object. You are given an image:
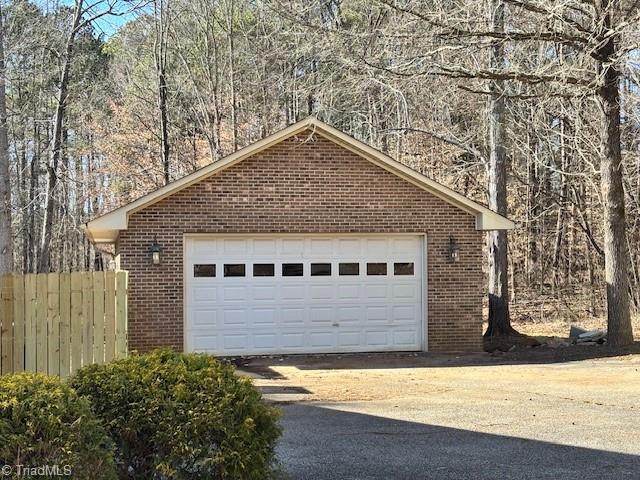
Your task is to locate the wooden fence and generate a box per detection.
[0,271,128,377]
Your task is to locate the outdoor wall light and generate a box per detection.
[149,238,162,265]
[448,237,460,263]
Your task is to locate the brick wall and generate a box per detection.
[117,131,484,353]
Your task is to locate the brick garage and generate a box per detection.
[87,117,513,354]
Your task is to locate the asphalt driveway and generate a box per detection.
[240,347,640,479]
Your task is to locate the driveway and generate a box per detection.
[240,346,640,479]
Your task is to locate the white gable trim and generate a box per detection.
[85,117,514,243]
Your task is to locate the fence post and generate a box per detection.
[115,271,128,359]
[1,275,14,374]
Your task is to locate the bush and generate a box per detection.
[70,349,281,480]
[0,373,117,480]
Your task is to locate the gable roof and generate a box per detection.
[85,116,515,242]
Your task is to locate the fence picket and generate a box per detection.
[24,274,37,371]
[93,272,105,364]
[35,274,48,373]
[104,271,116,362]
[0,271,128,377]
[70,273,83,374]
[82,272,94,366]
[13,275,25,372]
[47,274,60,376]
[1,275,14,374]
[115,271,128,359]
[59,273,71,377]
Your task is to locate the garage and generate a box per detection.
[87,116,513,353]
[184,235,424,355]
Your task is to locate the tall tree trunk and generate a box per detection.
[155,0,171,185]
[227,0,238,151]
[485,0,516,337]
[0,4,12,274]
[38,0,83,272]
[595,0,633,346]
[158,68,170,184]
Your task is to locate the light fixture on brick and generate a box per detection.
[448,237,460,263]
[149,237,162,265]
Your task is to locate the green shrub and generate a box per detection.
[70,349,281,480]
[0,373,117,480]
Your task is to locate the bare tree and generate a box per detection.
[0,3,11,274]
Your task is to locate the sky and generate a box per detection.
[54,0,144,38]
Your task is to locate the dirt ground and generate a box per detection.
[243,344,640,404]
[236,313,640,479]
[492,313,640,339]
[243,345,640,479]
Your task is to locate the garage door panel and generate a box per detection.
[253,239,277,255]
[310,239,332,255]
[393,330,418,346]
[281,332,305,348]
[365,305,388,322]
[391,237,420,254]
[281,307,306,325]
[192,334,218,351]
[223,334,248,350]
[309,331,335,347]
[250,308,277,326]
[337,239,361,255]
[366,238,388,255]
[392,283,418,299]
[281,285,306,300]
[337,284,360,299]
[193,286,217,302]
[281,239,304,255]
[222,309,248,326]
[392,305,418,323]
[337,306,362,322]
[309,284,333,300]
[253,333,278,349]
[310,307,333,324]
[365,330,390,346]
[337,331,362,347]
[364,284,388,299]
[252,285,277,301]
[192,308,217,328]
[223,239,248,254]
[186,235,424,355]
[223,286,248,302]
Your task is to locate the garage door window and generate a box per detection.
[224,264,245,277]
[282,263,304,276]
[253,263,275,277]
[367,263,387,275]
[339,263,359,275]
[394,262,414,275]
[311,263,331,276]
[194,264,216,277]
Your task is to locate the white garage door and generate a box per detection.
[184,235,425,356]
